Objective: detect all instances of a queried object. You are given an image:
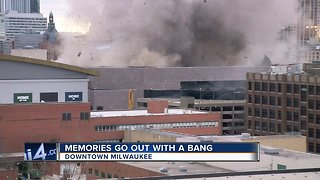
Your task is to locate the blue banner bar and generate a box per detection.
[60,142,259,153]
[24,143,57,161]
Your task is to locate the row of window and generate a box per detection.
[198,106,244,112]
[248,106,320,124]
[248,120,302,133]
[248,108,283,119]
[308,143,320,153]
[62,112,90,121]
[222,113,244,119]
[248,120,282,133]
[95,121,217,132]
[308,128,320,139]
[248,82,320,95]
[222,121,245,127]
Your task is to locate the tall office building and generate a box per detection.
[297,0,320,62]
[29,0,39,13]
[246,63,320,154]
[0,0,39,13]
[5,0,30,13]
[5,11,47,39]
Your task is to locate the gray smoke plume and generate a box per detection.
[58,0,298,67]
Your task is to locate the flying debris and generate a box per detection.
[78,51,82,57]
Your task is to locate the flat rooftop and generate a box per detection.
[91,109,208,118]
[122,146,320,177]
[189,171,320,180]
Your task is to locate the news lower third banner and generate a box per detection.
[25,142,259,162]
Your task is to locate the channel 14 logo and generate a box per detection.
[24,143,57,161]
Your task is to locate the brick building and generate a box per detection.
[246,63,320,153]
[0,101,220,153]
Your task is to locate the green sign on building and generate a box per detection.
[14,93,32,103]
[277,164,287,170]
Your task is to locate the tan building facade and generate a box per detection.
[246,63,320,153]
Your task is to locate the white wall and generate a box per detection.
[0,79,88,104]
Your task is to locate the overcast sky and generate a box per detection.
[41,0,89,33]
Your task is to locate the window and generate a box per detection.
[80,112,90,120]
[234,114,244,119]
[270,123,275,132]
[62,112,71,121]
[316,129,320,139]
[248,107,252,116]
[277,83,282,92]
[293,98,299,108]
[309,128,315,138]
[262,109,268,118]
[317,115,320,125]
[301,120,307,130]
[316,86,320,95]
[255,121,260,130]
[309,142,314,152]
[248,120,252,129]
[301,85,307,102]
[294,84,299,94]
[309,113,315,124]
[277,124,282,133]
[234,106,244,111]
[223,106,233,111]
[286,98,292,107]
[212,106,221,111]
[316,100,320,110]
[287,84,292,93]
[262,122,268,131]
[269,96,276,105]
[248,95,252,103]
[40,92,58,102]
[293,126,299,132]
[286,112,292,121]
[309,99,315,109]
[223,114,232,119]
[269,83,276,92]
[309,85,315,95]
[293,112,299,122]
[262,96,268,105]
[255,108,261,117]
[278,110,282,120]
[269,110,275,119]
[277,97,282,106]
[286,125,292,132]
[254,95,261,104]
[317,144,320,153]
[301,106,307,116]
[262,82,268,91]
[255,82,261,91]
[248,82,252,90]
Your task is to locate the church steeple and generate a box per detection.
[49,11,54,24]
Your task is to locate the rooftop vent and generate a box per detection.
[240,133,251,139]
[178,166,188,172]
[261,147,283,155]
[159,167,168,173]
